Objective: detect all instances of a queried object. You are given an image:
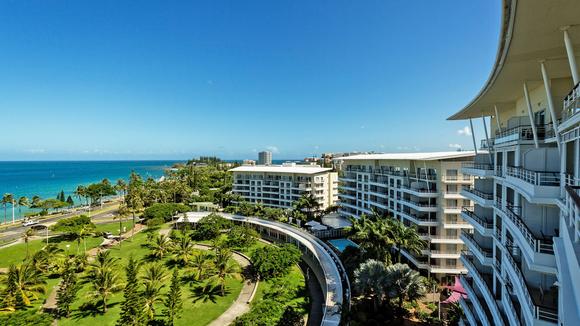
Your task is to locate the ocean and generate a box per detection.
[0,159,302,220]
[0,160,180,219]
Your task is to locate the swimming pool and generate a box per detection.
[328,238,359,253]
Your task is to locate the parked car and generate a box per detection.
[22,220,38,227]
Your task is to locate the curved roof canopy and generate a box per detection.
[448,0,580,120]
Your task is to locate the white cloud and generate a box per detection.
[266,146,279,153]
[448,143,462,149]
[457,126,472,136]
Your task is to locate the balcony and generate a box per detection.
[504,252,558,325]
[399,211,438,227]
[397,198,438,212]
[429,234,464,244]
[461,186,494,207]
[497,205,557,272]
[398,185,439,198]
[459,276,492,326]
[441,175,474,183]
[460,232,493,265]
[443,206,462,214]
[458,297,479,326]
[505,166,560,203]
[462,162,495,177]
[493,123,555,146]
[461,206,493,235]
[442,218,473,229]
[400,248,429,269]
[560,82,580,131]
[502,287,522,326]
[460,255,505,326]
[423,249,461,259]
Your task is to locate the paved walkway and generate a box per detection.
[158,227,258,326]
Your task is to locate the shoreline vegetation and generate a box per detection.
[0,157,310,326]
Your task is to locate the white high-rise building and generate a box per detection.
[337,152,476,281]
[258,151,272,165]
[230,163,338,210]
[448,1,580,325]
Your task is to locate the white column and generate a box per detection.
[563,27,579,85]
[523,82,540,148]
[494,105,502,133]
[540,61,562,152]
[482,116,493,164]
[469,118,478,155]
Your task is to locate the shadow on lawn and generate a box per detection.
[70,300,120,320]
[190,283,230,304]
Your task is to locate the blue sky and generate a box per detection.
[0,0,500,160]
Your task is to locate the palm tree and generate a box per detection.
[31,244,64,274]
[141,263,168,320]
[350,211,396,262]
[88,250,118,279]
[149,234,172,260]
[353,259,388,312]
[389,219,426,263]
[77,224,94,253]
[210,247,238,296]
[22,228,35,259]
[17,196,29,220]
[384,263,427,315]
[74,185,87,206]
[2,193,15,224]
[293,193,321,220]
[191,252,212,280]
[3,262,47,307]
[172,234,194,267]
[89,268,122,313]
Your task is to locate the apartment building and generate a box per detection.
[447,1,580,325]
[337,152,476,281]
[230,163,339,210]
[258,151,272,165]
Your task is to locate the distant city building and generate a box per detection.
[242,159,256,166]
[338,151,476,281]
[230,162,338,210]
[258,151,272,165]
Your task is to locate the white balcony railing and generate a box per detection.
[463,186,494,200]
[562,81,580,122]
[505,166,560,187]
[503,205,554,255]
[461,206,493,230]
[504,251,558,324]
[462,162,494,171]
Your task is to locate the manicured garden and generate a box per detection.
[0,208,310,326]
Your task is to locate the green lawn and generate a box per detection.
[57,228,246,326]
[253,264,308,307]
[0,220,134,268]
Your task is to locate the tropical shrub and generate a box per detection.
[251,244,301,279]
[142,203,190,222]
[191,213,233,240]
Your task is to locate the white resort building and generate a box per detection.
[230,163,339,210]
[448,1,580,325]
[337,152,476,281]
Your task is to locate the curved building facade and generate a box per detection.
[449,1,580,325]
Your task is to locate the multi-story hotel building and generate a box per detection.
[230,163,339,210]
[337,152,476,281]
[448,1,580,325]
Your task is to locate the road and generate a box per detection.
[0,201,121,245]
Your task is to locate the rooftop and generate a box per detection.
[229,165,333,174]
[339,151,477,161]
[448,0,580,120]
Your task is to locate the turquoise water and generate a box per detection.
[0,160,180,219]
[328,238,359,253]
